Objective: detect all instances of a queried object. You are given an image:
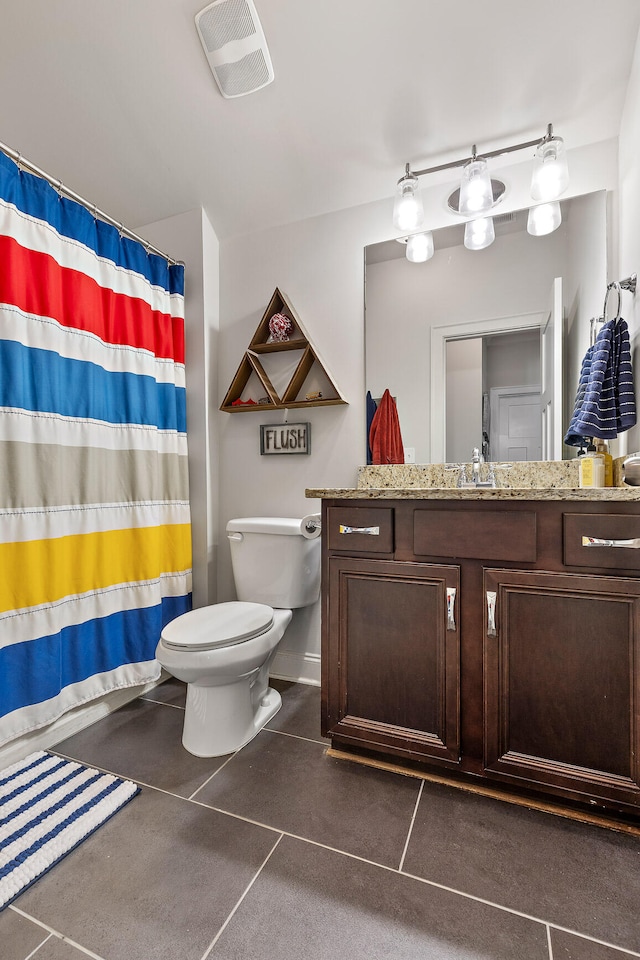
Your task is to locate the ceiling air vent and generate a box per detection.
[493,211,517,225]
[195,0,274,98]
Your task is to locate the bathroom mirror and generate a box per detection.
[364,191,608,463]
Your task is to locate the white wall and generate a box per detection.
[618,27,640,457]
[446,338,482,461]
[563,191,609,452]
[484,330,540,391]
[139,209,220,609]
[214,142,618,679]
[217,202,389,681]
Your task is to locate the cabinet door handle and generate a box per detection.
[339,524,380,536]
[486,591,497,637]
[446,587,456,631]
[582,535,640,549]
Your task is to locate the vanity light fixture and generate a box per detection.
[392,123,568,258]
[530,132,569,201]
[527,201,562,237]
[464,216,495,251]
[393,166,425,231]
[458,153,494,217]
[406,231,434,262]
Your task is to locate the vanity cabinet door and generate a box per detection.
[483,568,640,810]
[324,557,461,766]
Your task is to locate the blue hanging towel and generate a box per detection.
[564,317,636,445]
[366,391,378,464]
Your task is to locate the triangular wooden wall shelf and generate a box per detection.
[220,288,348,412]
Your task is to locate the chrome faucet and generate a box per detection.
[472,447,482,485]
[457,448,497,488]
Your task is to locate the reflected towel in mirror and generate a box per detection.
[369,389,405,464]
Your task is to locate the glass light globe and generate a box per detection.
[458,158,494,216]
[464,217,495,251]
[406,231,434,262]
[527,201,562,236]
[393,173,424,231]
[530,136,569,201]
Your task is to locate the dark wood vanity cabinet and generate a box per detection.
[321,497,640,818]
[326,556,461,764]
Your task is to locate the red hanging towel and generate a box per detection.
[369,389,405,464]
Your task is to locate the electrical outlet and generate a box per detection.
[404,447,416,463]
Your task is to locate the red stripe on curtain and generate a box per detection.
[0,235,184,363]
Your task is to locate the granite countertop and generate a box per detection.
[305,460,640,502]
[305,485,640,501]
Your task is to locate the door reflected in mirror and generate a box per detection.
[446,330,541,463]
[364,191,607,463]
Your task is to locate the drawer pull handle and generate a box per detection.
[446,587,456,631]
[582,536,640,549]
[339,524,380,536]
[487,591,497,637]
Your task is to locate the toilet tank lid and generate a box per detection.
[227,517,307,536]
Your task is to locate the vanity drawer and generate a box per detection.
[326,506,394,553]
[564,513,640,570]
[413,508,537,561]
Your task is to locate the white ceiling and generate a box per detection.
[1,1,639,241]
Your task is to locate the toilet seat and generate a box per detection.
[161,601,274,652]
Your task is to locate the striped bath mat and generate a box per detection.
[0,751,140,911]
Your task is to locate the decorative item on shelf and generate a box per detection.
[394,123,569,263]
[268,312,293,341]
[260,422,311,455]
[220,287,347,413]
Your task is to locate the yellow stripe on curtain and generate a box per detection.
[0,523,192,614]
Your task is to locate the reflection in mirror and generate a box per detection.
[364,191,608,463]
[446,330,541,462]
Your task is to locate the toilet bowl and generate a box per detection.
[156,516,320,757]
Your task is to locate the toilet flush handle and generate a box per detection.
[227,532,244,542]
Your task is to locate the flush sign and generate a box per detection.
[260,422,310,456]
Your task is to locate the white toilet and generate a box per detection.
[155,516,321,757]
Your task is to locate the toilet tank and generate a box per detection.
[226,517,321,609]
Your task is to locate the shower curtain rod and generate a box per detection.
[0,140,184,267]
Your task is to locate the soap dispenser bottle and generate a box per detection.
[579,442,605,488]
[594,439,613,487]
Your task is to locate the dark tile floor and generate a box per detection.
[2,678,640,960]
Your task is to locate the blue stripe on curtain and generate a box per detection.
[0,152,184,294]
[0,340,187,432]
[0,596,191,716]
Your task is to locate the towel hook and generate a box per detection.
[603,281,622,323]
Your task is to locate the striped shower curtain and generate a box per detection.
[0,152,192,747]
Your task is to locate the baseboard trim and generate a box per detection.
[270,650,320,686]
[0,676,165,771]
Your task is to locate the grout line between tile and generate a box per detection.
[398,779,423,872]
[24,931,52,960]
[546,924,554,960]
[546,926,640,959]
[263,727,328,746]
[188,753,240,801]
[8,906,108,960]
[139,697,185,711]
[198,833,284,960]
[51,751,225,806]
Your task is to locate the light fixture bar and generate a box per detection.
[405,123,555,181]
